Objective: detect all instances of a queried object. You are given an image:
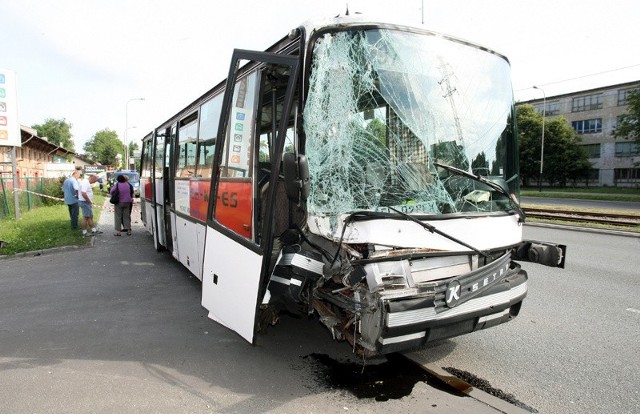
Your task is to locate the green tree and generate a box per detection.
[84,129,123,166]
[366,118,387,147]
[543,120,592,187]
[31,118,74,151]
[128,141,141,171]
[432,141,469,171]
[516,105,542,186]
[614,88,640,145]
[128,141,139,157]
[517,104,591,187]
[471,152,488,175]
[491,133,506,176]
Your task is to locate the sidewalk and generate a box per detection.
[92,198,145,246]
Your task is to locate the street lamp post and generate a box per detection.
[533,86,546,192]
[125,97,145,170]
[124,126,137,169]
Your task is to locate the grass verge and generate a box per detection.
[0,194,104,256]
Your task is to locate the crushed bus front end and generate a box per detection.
[323,248,525,355]
[266,213,565,356]
[263,20,566,356]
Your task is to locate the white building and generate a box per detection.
[519,80,640,187]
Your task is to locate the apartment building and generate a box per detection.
[520,80,640,187]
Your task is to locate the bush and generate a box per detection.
[42,177,65,206]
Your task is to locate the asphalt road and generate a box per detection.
[414,225,640,414]
[0,203,509,414]
[1,202,637,413]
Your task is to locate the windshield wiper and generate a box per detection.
[387,206,489,258]
[434,162,526,221]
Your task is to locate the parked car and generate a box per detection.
[108,170,140,197]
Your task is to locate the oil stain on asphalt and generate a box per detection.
[305,353,537,413]
[304,353,464,402]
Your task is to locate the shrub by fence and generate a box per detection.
[0,177,65,220]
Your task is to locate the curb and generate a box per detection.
[422,363,531,414]
[0,238,94,261]
[525,221,640,238]
[0,198,112,260]
[402,353,531,414]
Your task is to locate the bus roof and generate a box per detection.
[294,14,509,63]
[144,14,508,137]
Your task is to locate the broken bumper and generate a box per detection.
[374,267,527,354]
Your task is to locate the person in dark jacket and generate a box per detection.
[110,174,134,236]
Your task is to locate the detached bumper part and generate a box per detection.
[514,240,567,268]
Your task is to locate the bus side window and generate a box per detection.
[213,72,258,239]
[197,95,223,178]
[141,136,153,202]
[141,138,152,178]
[155,133,165,180]
[176,113,198,178]
[219,73,256,180]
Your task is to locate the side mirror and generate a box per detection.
[283,153,310,203]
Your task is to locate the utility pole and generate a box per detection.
[533,86,546,192]
[125,97,145,170]
[11,146,20,219]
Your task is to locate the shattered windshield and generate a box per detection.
[304,28,515,218]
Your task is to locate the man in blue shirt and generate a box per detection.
[62,170,80,230]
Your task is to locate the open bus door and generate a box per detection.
[201,50,299,343]
[149,128,175,252]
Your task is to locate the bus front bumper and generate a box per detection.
[373,269,527,354]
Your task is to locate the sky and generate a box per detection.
[1,0,639,154]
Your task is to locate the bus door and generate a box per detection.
[151,127,175,252]
[201,50,299,343]
[161,126,175,252]
[140,134,153,228]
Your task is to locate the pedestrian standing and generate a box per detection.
[110,174,134,236]
[78,173,102,237]
[62,170,80,230]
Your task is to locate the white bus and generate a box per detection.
[139,14,566,357]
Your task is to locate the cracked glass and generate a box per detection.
[304,29,515,222]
